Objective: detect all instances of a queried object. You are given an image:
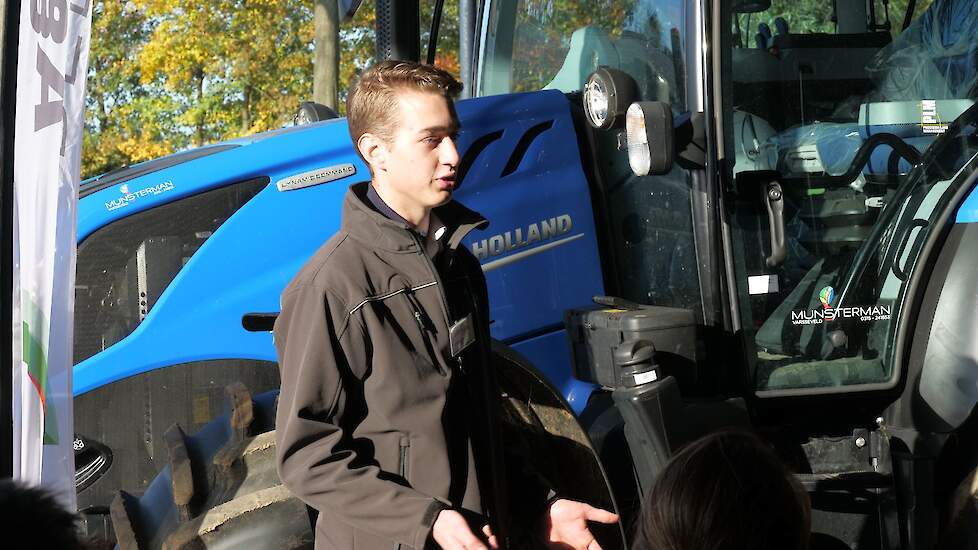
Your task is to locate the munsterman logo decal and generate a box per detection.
[791,286,891,326]
[818,286,834,309]
[105,180,175,211]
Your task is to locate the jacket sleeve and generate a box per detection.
[274,283,446,549]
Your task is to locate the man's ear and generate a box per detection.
[357,133,388,172]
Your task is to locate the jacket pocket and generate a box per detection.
[394,436,412,550]
[404,292,447,376]
[388,434,412,550]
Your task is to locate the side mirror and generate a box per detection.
[339,0,365,22]
[625,101,674,176]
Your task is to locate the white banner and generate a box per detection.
[12,0,92,508]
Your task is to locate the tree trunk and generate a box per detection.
[241,86,251,135]
[313,0,339,110]
[195,68,204,146]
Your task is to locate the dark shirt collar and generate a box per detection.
[344,182,488,254]
[365,184,447,258]
[366,183,419,234]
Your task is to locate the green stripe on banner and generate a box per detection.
[22,317,59,445]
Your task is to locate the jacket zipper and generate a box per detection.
[410,233,454,349]
[398,435,411,480]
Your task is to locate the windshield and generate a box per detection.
[722,0,978,392]
[479,0,685,104]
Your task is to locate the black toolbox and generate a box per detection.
[565,304,699,389]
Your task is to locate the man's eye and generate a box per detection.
[424,137,440,145]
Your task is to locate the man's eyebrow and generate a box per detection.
[418,124,460,135]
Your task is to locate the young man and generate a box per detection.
[274,60,617,550]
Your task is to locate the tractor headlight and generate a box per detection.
[583,67,637,130]
[293,101,339,126]
[625,103,651,175]
[625,101,675,176]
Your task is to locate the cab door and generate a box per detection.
[718,0,978,547]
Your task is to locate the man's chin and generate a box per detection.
[430,185,454,202]
[433,191,453,207]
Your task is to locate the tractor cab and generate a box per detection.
[471,0,978,547]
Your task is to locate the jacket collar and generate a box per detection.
[342,181,489,253]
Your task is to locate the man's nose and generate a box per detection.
[439,137,460,167]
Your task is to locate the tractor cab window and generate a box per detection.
[74,178,266,364]
[480,0,685,103]
[722,0,978,392]
[480,0,702,314]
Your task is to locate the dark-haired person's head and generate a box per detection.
[0,479,89,549]
[633,430,811,550]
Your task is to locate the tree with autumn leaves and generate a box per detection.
[82,1,461,179]
[82,0,931,179]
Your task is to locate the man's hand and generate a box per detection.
[432,509,498,550]
[540,499,619,550]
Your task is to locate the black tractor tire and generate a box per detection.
[112,346,625,549]
[109,383,313,550]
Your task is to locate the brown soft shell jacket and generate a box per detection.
[274,182,500,550]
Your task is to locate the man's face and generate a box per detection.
[372,90,460,218]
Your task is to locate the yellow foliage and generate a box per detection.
[82,0,462,178]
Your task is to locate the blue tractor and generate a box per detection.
[74,1,978,548]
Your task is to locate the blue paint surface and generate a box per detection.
[510,329,598,415]
[75,90,604,411]
[956,179,978,223]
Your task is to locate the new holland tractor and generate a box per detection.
[72,0,978,548]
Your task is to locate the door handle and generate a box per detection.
[762,181,787,267]
[242,312,279,332]
[891,219,929,281]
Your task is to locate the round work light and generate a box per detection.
[582,67,638,130]
[294,101,339,126]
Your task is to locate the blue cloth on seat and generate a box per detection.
[868,0,978,100]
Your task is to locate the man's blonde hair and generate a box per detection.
[346,61,463,152]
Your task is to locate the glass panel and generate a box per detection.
[74,178,267,364]
[721,0,978,391]
[481,0,686,105]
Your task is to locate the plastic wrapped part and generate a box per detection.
[770,122,862,176]
[733,111,778,174]
[858,99,974,138]
[867,0,978,101]
[771,99,975,178]
[855,99,975,174]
